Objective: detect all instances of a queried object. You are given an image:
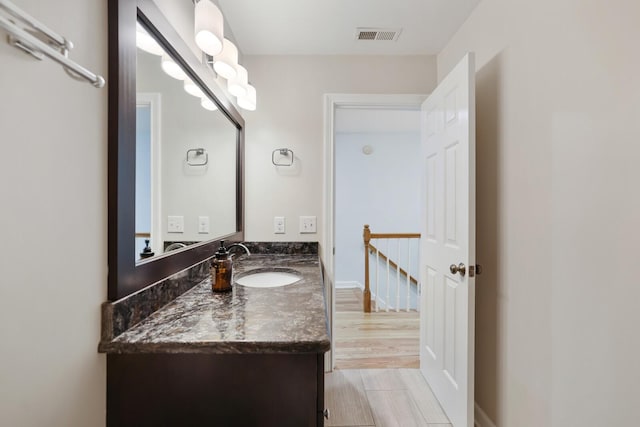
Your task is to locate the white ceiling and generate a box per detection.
[217,0,482,55]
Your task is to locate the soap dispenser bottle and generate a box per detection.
[211,241,233,292]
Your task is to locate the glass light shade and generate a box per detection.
[184,79,204,98]
[136,22,163,56]
[227,65,248,97]
[161,54,187,80]
[213,39,238,80]
[201,97,218,111]
[237,84,256,111]
[194,0,224,56]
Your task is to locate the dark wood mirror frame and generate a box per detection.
[108,0,245,301]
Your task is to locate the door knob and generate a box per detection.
[450,263,466,276]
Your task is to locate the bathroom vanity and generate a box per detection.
[99,247,330,426]
[104,2,330,425]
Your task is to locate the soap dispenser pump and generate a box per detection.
[211,241,233,292]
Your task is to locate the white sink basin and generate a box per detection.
[235,269,302,288]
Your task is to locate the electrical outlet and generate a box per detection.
[198,216,210,234]
[299,216,317,234]
[167,216,184,233]
[274,216,285,234]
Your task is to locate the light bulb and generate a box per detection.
[238,84,256,111]
[184,79,204,98]
[136,22,164,56]
[201,97,218,111]
[194,0,224,56]
[227,65,248,98]
[161,54,187,80]
[213,39,238,80]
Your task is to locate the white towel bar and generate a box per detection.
[0,0,105,88]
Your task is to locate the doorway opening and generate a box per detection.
[322,94,426,370]
[333,104,422,368]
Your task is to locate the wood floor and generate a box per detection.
[324,369,451,427]
[334,288,420,369]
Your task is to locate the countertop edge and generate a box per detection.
[98,339,331,355]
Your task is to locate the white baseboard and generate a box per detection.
[475,402,497,427]
[335,281,363,289]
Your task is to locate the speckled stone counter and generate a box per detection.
[99,253,330,354]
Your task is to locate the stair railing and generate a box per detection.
[363,224,420,313]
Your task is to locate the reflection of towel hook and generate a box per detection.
[272,148,294,166]
[186,148,208,166]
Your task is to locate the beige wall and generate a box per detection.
[438,0,640,425]
[241,55,437,242]
[0,1,107,426]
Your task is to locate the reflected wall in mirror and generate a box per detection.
[134,25,237,262]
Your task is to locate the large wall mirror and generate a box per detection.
[109,0,244,300]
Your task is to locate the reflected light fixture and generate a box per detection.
[237,84,256,111]
[161,53,187,80]
[201,97,218,111]
[194,0,224,56]
[213,39,238,80]
[136,22,163,56]
[184,78,204,97]
[227,64,248,97]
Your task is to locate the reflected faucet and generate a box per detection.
[227,243,251,257]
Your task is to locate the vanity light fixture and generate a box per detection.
[237,84,256,111]
[227,64,248,97]
[190,1,258,111]
[161,53,187,80]
[194,0,224,56]
[136,22,163,56]
[201,96,218,111]
[184,78,204,97]
[213,38,238,80]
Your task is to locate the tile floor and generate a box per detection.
[324,368,451,427]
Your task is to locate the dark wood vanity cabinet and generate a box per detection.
[107,352,325,427]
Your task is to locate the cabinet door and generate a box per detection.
[108,353,321,427]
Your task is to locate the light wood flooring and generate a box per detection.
[324,368,451,427]
[334,288,420,369]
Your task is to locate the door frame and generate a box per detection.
[136,92,162,256]
[322,93,427,370]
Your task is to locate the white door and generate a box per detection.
[420,53,476,427]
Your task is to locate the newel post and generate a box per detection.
[363,224,371,313]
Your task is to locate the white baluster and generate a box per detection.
[375,239,379,312]
[385,238,390,312]
[406,238,411,312]
[416,238,421,312]
[396,239,400,312]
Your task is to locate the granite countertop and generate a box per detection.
[99,254,330,354]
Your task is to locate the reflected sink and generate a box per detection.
[235,268,302,288]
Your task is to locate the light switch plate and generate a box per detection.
[167,216,184,233]
[299,216,317,233]
[198,216,210,234]
[274,216,285,234]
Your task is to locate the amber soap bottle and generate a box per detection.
[211,242,233,292]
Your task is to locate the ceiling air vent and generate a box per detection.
[356,27,402,42]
